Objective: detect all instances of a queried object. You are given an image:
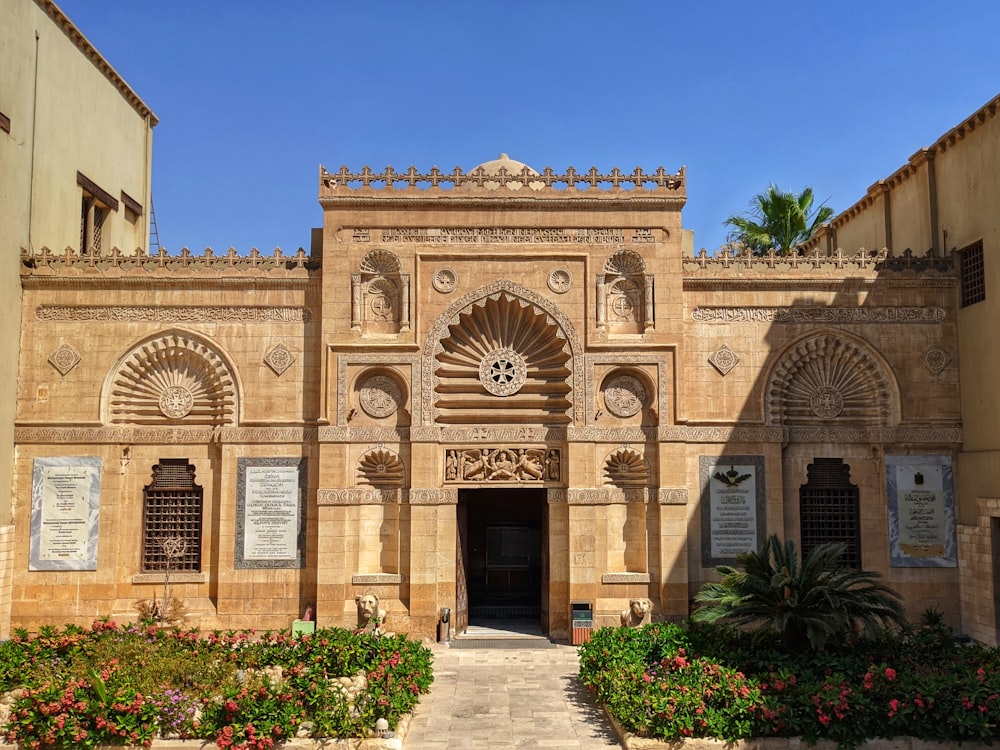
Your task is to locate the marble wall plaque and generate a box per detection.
[887,455,957,567]
[30,457,101,571]
[235,458,306,569]
[700,455,766,567]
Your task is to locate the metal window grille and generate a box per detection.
[960,241,986,307]
[92,206,104,250]
[141,459,203,572]
[799,458,861,569]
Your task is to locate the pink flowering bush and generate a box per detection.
[1,618,433,749]
[578,616,1000,747]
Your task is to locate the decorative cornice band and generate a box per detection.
[657,426,783,443]
[433,426,567,443]
[407,488,458,505]
[784,426,962,444]
[602,572,652,584]
[318,427,410,442]
[35,305,313,323]
[562,488,650,504]
[317,488,401,505]
[658,488,689,505]
[568,426,655,442]
[691,307,946,324]
[351,573,403,585]
[15,426,216,444]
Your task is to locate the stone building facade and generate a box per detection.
[13,152,966,641]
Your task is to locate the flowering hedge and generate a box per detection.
[1,619,433,749]
[578,620,1000,747]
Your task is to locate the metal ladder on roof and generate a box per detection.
[148,197,161,251]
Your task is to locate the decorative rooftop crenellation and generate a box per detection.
[319,164,685,194]
[20,246,319,278]
[684,245,955,275]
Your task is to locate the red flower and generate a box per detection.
[884,668,896,681]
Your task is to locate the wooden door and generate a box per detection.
[540,498,549,634]
[455,499,469,634]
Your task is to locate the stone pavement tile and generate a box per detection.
[404,642,621,750]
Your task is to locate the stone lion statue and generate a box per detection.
[355,594,387,635]
[620,598,652,628]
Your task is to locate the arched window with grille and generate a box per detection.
[142,459,203,572]
[799,458,861,569]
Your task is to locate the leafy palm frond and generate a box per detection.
[692,535,906,652]
[724,185,834,256]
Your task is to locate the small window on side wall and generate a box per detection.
[799,458,861,569]
[142,459,203,573]
[959,240,985,308]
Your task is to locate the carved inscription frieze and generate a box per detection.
[36,305,313,322]
[375,228,633,244]
[692,307,945,324]
[445,447,560,483]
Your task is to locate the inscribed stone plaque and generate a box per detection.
[235,458,306,569]
[700,455,766,567]
[30,457,101,570]
[886,455,956,567]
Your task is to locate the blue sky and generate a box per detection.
[60,1,1000,255]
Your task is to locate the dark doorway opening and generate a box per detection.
[456,488,546,633]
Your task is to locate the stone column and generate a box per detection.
[350,275,362,331]
[400,274,411,332]
[644,275,654,330]
[595,275,606,331]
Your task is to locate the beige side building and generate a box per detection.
[0,0,155,638]
[800,95,1000,643]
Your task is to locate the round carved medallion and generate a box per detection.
[479,347,527,396]
[360,375,401,418]
[158,385,194,419]
[547,268,572,294]
[603,375,645,417]
[432,268,458,294]
[810,386,844,419]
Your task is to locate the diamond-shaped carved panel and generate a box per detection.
[920,346,951,375]
[264,343,296,376]
[708,345,739,376]
[49,344,81,376]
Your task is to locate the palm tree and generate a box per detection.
[724,185,834,256]
[692,535,906,652]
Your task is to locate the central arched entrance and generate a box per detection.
[456,488,547,634]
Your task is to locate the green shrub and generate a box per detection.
[579,620,1000,748]
[2,618,433,749]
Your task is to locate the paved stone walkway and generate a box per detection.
[404,640,622,749]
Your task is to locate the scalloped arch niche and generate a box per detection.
[434,292,572,424]
[106,332,237,425]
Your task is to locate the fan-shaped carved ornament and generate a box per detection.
[356,449,405,487]
[434,292,571,424]
[108,333,236,425]
[767,333,896,426]
[360,249,402,274]
[603,448,650,486]
[604,248,646,276]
